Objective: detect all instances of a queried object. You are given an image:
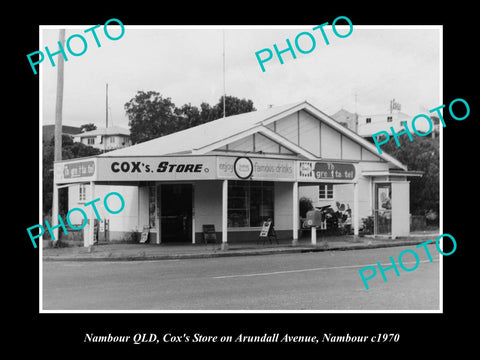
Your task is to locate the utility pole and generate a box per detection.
[105,83,108,152]
[222,29,226,118]
[54,29,66,162]
[106,83,109,128]
[52,28,66,244]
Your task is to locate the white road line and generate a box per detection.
[212,259,439,279]
[97,259,181,264]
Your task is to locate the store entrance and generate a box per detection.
[161,184,192,243]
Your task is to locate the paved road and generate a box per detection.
[42,245,440,311]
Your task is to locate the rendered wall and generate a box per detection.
[68,184,141,241]
[274,182,293,232]
[194,180,223,242]
[391,181,410,237]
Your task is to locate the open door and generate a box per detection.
[160,184,193,243]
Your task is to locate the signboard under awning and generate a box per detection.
[96,156,217,181]
[298,161,357,182]
[217,156,295,181]
[55,155,362,184]
[54,158,98,184]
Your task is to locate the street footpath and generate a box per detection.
[42,232,438,262]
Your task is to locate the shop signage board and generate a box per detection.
[217,156,295,181]
[298,161,356,182]
[95,156,218,181]
[140,226,150,243]
[55,156,357,184]
[259,220,272,237]
[233,157,253,179]
[54,158,98,184]
[258,220,278,245]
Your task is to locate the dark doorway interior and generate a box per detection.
[161,184,192,243]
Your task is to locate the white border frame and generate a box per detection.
[39,24,443,314]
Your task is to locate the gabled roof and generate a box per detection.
[99,101,407,170]
[100,101,302,157]
[76,126,130,137]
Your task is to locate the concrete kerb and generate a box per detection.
[42,236,436,262]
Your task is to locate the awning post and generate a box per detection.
[292,181,299,245]
[85,181,96,248]
[311,226,317,245]
[51,182,59,246]
[221,179,228,250]
[353,182,359,236]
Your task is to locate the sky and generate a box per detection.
[40,24,441,131]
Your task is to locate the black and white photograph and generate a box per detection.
[17,5,476,353]
[39,23,442,312]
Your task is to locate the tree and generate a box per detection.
[199,102,216,124]
[80,123,97,133]
[174,102,201,129]
[381,136,439,215]
[212,95,256,118]
[124,91,179,144]
[125,92,256,145]
[299,197,314,218]
[174,96,256,126]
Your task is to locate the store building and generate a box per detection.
[53,101,421,247]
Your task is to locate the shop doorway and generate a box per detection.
[161,184,193,243]
[374,183,392,235]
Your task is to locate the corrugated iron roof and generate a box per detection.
[98,100,407,170]
[100,101,303,157]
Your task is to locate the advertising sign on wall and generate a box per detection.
[54,159,97,184]
[55,156,358,184]
[233,157,254,179]
[217,156,295,181]
[298,161,356,182]
[95,156,218,181]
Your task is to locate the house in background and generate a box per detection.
[330,108,436,139]
[73,126,132,152]
[357,111,417,138]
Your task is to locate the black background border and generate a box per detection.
[15,2,477,354]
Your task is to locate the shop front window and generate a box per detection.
[228,181,274,228]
